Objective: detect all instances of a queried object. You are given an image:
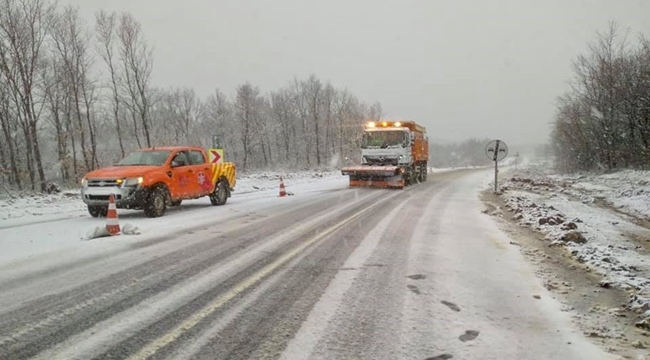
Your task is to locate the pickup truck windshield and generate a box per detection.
[117,150,171,166]
[361,130,408,149]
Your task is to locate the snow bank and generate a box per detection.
[496,166,650,328]
[547,170,650,221]
[0,190,87,227]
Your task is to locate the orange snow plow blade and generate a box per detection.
[341,166,405,189]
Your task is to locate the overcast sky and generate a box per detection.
[63,0,648,146]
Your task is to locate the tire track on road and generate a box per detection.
[90,193,400,359]
[0,188,384,360]
[305,179,445,360]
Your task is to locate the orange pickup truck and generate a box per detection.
[80,146,236,218]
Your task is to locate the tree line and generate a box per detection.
[0,0,382,192]
[428,138,494,168]
[551,22,650,172]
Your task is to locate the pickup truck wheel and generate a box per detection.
[144,186,167,218]
[210,180,228,206]
[88,205,108,218]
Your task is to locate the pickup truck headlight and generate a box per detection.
[81,178,87,187]
[123,177,143,187]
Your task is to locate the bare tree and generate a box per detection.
[0,70,21,188]
[322,82,336,158]
[256,97,272,167]
[290,78,311,166]
[42,55,72,182]
[551,94,595,172]
[95,9,125,157]
[571,22,628,169]
[204,88,237,158]
[552,22,650,172]
[117,12,153,148]
[176,87,202,144]
[334,89,353,157]
[270,89,296,163]
[233,83,264,171]
[368,101,383,121]
[304,75,323,165]
[51,5,99,173]
[335,89,367,161]
[0,0,56,191]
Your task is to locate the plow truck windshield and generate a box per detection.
[361,130,408,149]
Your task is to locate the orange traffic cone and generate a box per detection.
[106,193,121,235]
[279,176,287,197]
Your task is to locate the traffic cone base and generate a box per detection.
[106,193,121,235]
[279,177,287,197]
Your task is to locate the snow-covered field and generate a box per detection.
[496,162,650,332]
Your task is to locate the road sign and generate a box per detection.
[208,148,224,164]
[485,140,508,162]
[485,140,508,194]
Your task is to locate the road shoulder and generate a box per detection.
[481,178,650,359]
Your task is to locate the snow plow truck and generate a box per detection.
[341,120,429,189]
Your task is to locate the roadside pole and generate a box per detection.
[485,139,508,194]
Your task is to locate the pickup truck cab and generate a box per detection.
[81,146,236,218]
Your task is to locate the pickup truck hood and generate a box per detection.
[84,166,161,179]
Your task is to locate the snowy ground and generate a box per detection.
[0,164,650,358]
[1,166,622,360]
[492,161,650,337]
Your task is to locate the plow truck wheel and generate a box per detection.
[409,167,418,185]
[210,179,229,206]
[419,164,426,182]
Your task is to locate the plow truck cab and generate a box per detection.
[341,120,429,189]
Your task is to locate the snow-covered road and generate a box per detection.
[283,170,615,360]
[0,169,617,359]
